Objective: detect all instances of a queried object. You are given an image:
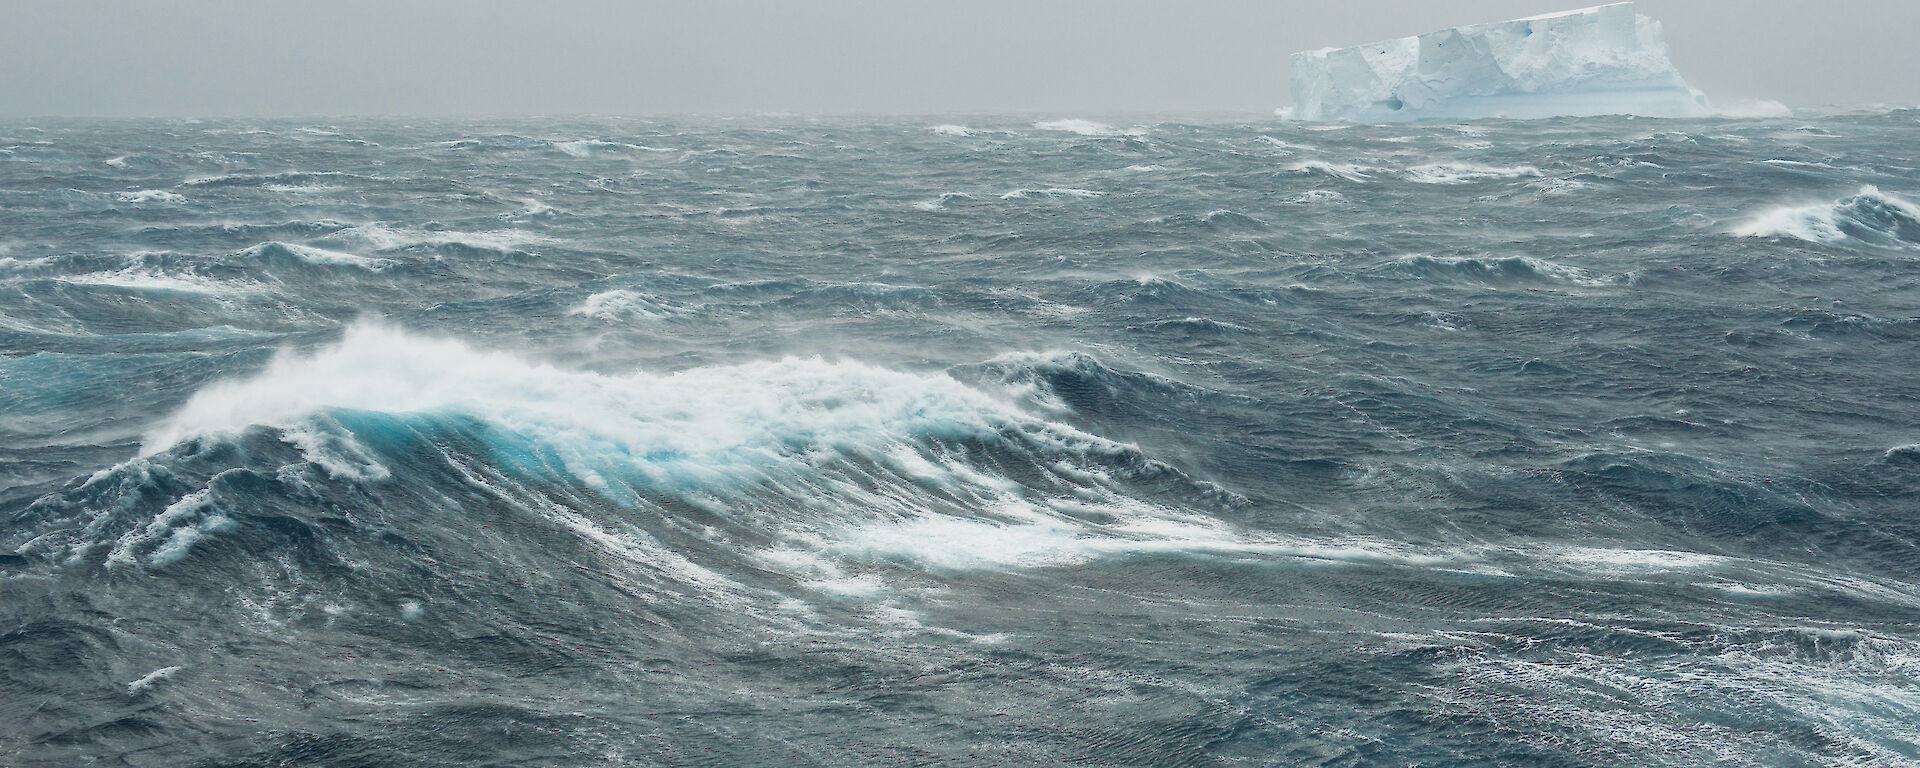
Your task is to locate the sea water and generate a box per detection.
[3,114,1919,766]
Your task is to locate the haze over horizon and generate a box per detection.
[4,0,1917,117]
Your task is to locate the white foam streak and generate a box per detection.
[1001,188,1104,200]
[1425,625,1920,763]
[1552,547,1728,573]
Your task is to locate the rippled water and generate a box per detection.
[4,113,1920,766]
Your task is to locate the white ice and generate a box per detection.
[1289,3,1709,122]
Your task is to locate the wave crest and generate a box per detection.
[137,325,1260,579]
[1032,119,1136,137]
[1733,186,1920,247]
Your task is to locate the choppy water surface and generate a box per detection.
[4,113,1919,766]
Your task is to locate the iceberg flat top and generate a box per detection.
[1514,3,1643,23]
[1290,2,1709,122]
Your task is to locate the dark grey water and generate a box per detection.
[3,113,1919,767]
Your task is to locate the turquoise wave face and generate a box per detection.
[5,113,1920,767]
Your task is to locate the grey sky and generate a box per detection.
[4,1,1914,117]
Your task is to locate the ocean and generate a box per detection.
[3,113,1918,766]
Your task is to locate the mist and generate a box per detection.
[4,0,1916,117]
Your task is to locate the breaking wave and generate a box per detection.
[123,325,1260,578]
[568,289,676,320]
[1733,186,1920,247]
[240,242,392,270]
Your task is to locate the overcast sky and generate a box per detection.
[4,0,1915,117]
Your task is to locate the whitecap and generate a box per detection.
[1286,189,1345,204]
[1032,119,1136,137]
[1402,163,1543,184]
[513,198,560,217]
[262,184,339,194]
[106,489,235,567]
[1731,185,1920,246]
[912,192,975,211]
[1525,177,1595,196]
[552,139,672,157]
[316,223,551,253]
[1286,161,1378,182]
[126,666,184,695]
[568,289,674,320]
[0,254,51,272]
[59,267,242,295]
[1253,135,1314,152]
[241,241,392,270]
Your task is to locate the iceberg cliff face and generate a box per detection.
[1290,3,1709,122]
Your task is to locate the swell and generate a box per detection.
[16,325,1255,591]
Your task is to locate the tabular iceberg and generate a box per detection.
[1289,2,1709,122]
